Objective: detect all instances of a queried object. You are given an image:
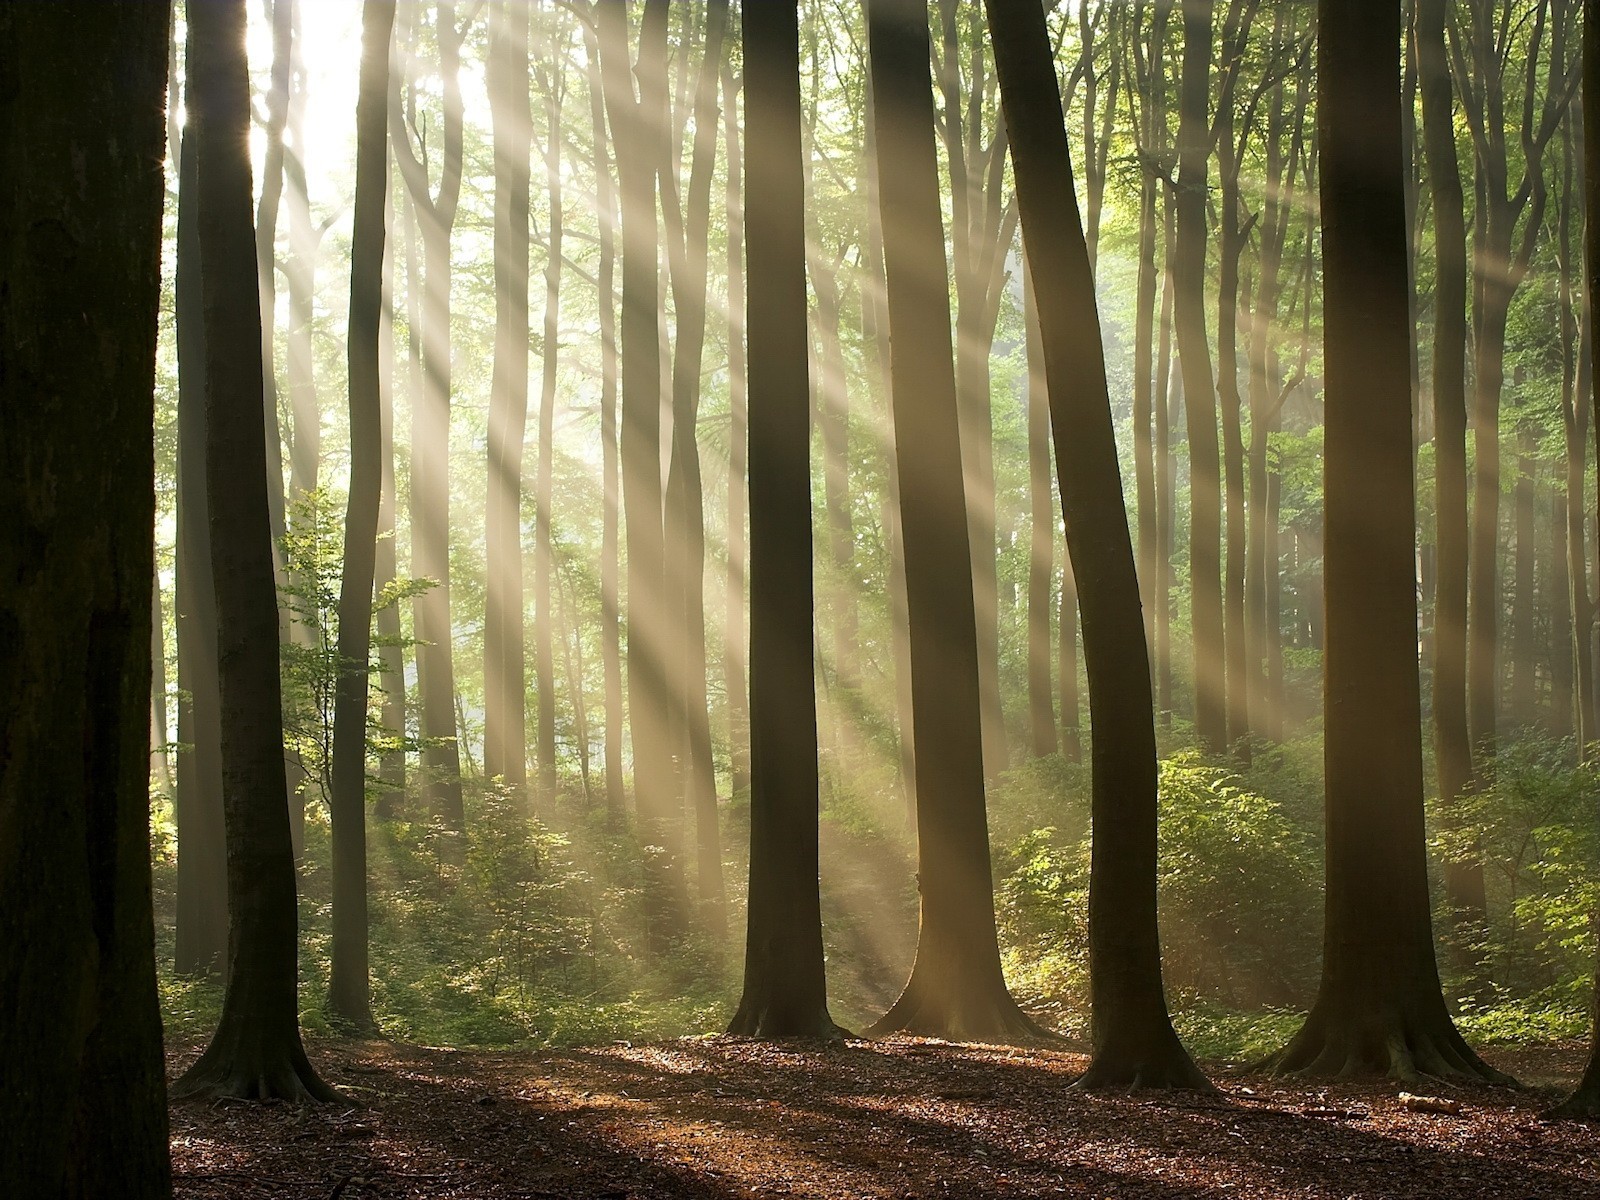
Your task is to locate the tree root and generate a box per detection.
[172,1036,344,1105]
[1260,1014,1515,1086]
[867,989,1059,1047]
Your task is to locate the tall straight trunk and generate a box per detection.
[937,0,1015,783]
[660,0,729,930]
[174,130,229,978]
[1510,421,1540,728]
[1266,461,1286,740]
[256,0,292,561]
[484,0,531,793]
[375,189,406,798]
[1548,0,1600,1124]
[1173,0,1226,752]
[1268,0,1505,1083]
[599,0,684,936]
[326,0,395,1036]
[0,4,174,1188]
[174,0,338,1104]
[1025,267,1057,758]
[584,18,626,819]
[987,0,1205,1086]
[1563,102,1597,747]
[1554,484,1575,737]
[534,35,565,797]
[722,61,752,802]
[728,0,840,1039]
[152,576,174,795]
[1155,197,1177,722]
[867,0,1042,1043]
[1418,0,1487,940]
[813,256,858,691]
[390,3,470,832]
[1059,539,1082,762]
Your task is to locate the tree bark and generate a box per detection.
[987,0,1207,1088]
[0,3,174,1188]
[722,61,752,805]
[866,0,1043,1043]
[484,0,532,794]
[173,0,338,1104]
[1267,0,1508,1083]
[1025,266,1057,759]
[727,0,841,1039]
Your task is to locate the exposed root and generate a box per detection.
[1263,1015,1516,1087]
[725,1004,851,1042]
[866,989,1059,1048]
[172,1037,344,1105]
[1073,1032,1214,1093]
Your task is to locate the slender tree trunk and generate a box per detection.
[484,0,531,794]
[534,33,565,798]
[174,0,338,1103]
[727,0,841,1039]
[1554,484,1575,737]
[1155,198,1177,723]
[0,5,174,1187]
[722,61,752,803]
[256,0,291,564]
[374,190,406,800]
[326,0,396,1036]
[584,18,626,820]
[1025,267,1057,759]
[867,0,1042,1043]
[1510,419,1539,729]
[987,0,1207,1088]
[1268,0,1506,1083]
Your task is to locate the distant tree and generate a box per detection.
[866,0,1042,1042]
[727,0,842,1039]
[1266,0,1509,1082]
[485,0,532,794]
[173,0,338,1103]
[326,0,399,1036]
[0,4,174,1191]
[986,0,1209,1089]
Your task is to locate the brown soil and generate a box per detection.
[169,1037,1600,1198]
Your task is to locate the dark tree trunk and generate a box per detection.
[727,0,841,1039]
[583,17,626,820]
[599,0,684,939]
[1025,267,1057,759]
[1417,0,1488,961]
[722,62,752,804]
[175,129,229,978]
[1267,0,1507,1083]
[987,0,1206,1088]
[485,0,531,794]
[390,3,470,833]
[173,0,338,1104]
[0,3,174,1189]
[866,0,1042,1044]
[1173,0,1226,753]
[1549,0,1600,1121]
[534,28,565,799]
[326,0,396,1036]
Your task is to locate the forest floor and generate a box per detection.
[168,1036,1600,1199]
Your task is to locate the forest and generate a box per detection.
[10,0,1600,1195]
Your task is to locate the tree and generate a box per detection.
[1173,0,1227,752]
[986,0,1209,1090]
[1265,0,1509,1082]
[485,0,532,794]
[0,3,173,1191]
[866,0,1042,1042]
[727,0,842,1039]
[173,0,338,1103]
[390,1,473,832]
[326,0,399,1036]
[1548,0,1600,1120]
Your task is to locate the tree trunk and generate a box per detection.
[727,0,841,1039]
[722,61,752,804]
[173,0,339,1104]
[375,190,406,800]
[1155,199,1178,723]
[866,0,1043,1044]
[1268,0,1507,1083]
[390,2,470,833]
[0,4,174,1188]
[326,0,396,1036]
[1510,420,1539,729]
[987,0,1207,1088]
[174,129,229,978]
[1553,484,1575,738]
[484,0,531,794]
[1173,0,1226,753]
[584,17,626,820]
